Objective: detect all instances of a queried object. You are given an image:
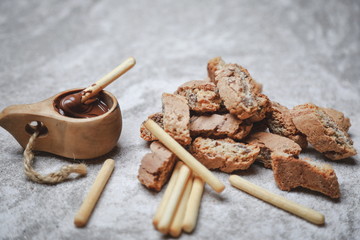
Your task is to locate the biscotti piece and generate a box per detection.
[140,112,163,141]
[266,102,308,149]
[321,107,351,132]
[138,141,177,191]
[245,132,301,168]
[162,93,192,146]
[272,153,340,199]
[175,80,222,113]
[291,103,356,160]
[190,113,253,140]
[207,57,262,93]
[215,63,268,120]
[190,137,260,173]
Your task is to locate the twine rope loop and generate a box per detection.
[23,130,87,184]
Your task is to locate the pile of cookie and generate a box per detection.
[138,57,357,199]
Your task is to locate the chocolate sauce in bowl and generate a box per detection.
[54,90,110,118]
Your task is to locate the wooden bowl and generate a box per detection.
[0,89,122,159]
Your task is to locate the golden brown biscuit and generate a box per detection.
[272,153,340,199]
[190,137,259,173]
[138,141,177,191]
[190,113,252,140]
[291,103,356,160]
[162,93,192,146]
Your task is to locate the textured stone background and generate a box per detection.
[0,0,359,239]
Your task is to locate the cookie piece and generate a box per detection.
[190,137,260,173]
[207,57,262,93]
[245,132,301,168]
[215,63,268,120]
[291,103,356,160]
[175,80,221,113]
[272,153,340,199]
[266,102,308,149]
[190,113,253,140]
[138,141,177,191]
[140,112,163,141]
[321,107,351,132]
[162,93,192,146]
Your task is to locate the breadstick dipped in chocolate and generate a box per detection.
[58,57,136,118]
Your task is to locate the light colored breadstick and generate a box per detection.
[153,161,182,227]
[74,159,115,227]
[169,174,193,237]
[81,57,136,103]
[157,164,191,234]
[143,119,225,193]
[182,176,204,233]
[229,175,325,225]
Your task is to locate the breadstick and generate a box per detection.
[153,161,182,227]
[74,159,115,227]
[229,175,325,225]
[143,119,225,193]
[169,174,193,237]
[182,176,204,233]
[81,57,136,103]
[157,164,191,234]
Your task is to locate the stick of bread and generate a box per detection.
[74,159,115,227]
[229,175,325,225]
[169,173,194,237]
[157,163,191,234]
[153,161,182,227]
[143,119,225,193]
[81,57,136,103]
[182,176,204,233]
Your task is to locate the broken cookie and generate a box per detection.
[162,93,192,146]
[138,141,177,191]
[207,57,262,93]
[291,103,356,160]
[272,153,340,199]
[215,63,269,120]
[190,137,260,173]
[190,113,253,140]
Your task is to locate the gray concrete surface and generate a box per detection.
[0,0,359,239]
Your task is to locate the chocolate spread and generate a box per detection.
[54,91,109,118]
